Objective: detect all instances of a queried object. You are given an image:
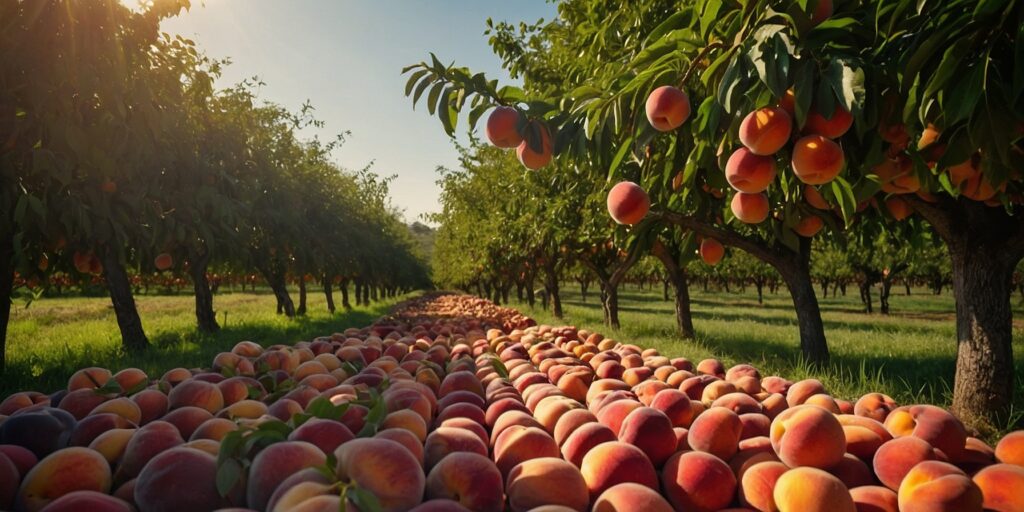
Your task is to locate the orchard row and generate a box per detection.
[0,294,1021,511]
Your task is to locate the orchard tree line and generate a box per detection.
[0,1,429,371]
[408,0,1024,429]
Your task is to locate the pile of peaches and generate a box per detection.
[0,294,1022,512]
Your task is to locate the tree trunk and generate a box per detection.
[821,279,830,297]
[879,279,892,315]
[0,233,13,372]
[859,281,873,313]
[526,277,536,308]
[501,284,510,304]
[323,276,335,314]
[778,260,829,365]
[905,279,912,296]
[297,279,307,316]
[580,279,590,303]
[756,280,764,304]
[354,282,363,306]
[362,283,370,305]
[662,280,670,301]
[260,265,295,317]
[340,278,352,310]
[651,241,696,339]
[600,284,620,329]
[516,281,524,301]
[840,282,847,296]
[188,246,219,333]
[101,245,150,352]
[543,262,562,318]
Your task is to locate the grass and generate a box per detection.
[1,289,411,396]
[510,284,1024,431]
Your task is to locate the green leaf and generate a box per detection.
[923,37,972,100]
[825,58,865,111]
[942,62,984,125]
[411,77,433,109]
[644,9,695,44]
[438,89,456,135]
[489,357,509,380]
[700,0,724,39]
[348,486,383,512]
[216,458,242,497]
[403,70,429,97]
[426,83,444,116]
[608,137,634,182]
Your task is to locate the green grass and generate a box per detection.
[510,284,1024,431]
[1,289,411,396]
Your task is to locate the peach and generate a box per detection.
[873,435,937,491]
[90,398,142,425]
[334,438,425,512]
[58,388,108,420]
[424,426,488,469]
[774,467,856,512]
[87,428,135,465]
[885,196,912,220]
[562,422,617,468]
[35,490,132,512]
[700,238,725,265]
[534,397,584,435]
[167,380,223,414]
[646,85,690,131]
[115,421,184,480]
[553,408,597,446]
[580,442,658,500]
[269,480,335,512]
[0,452,17,510]
[617,407,675,467]
[661,450,737,512]
[875,155,920,194]
[897,460,983,511]
[425,452,504,511]
[830,453,875,488]
[485,106,523,148]
[650,389,694,428]
[592,482,674,512]
[596,399,643,436]
[786,379,827,407]
[507,457,589,512]
[492,411,544,446]
[972,463,1024,512]
[633,380,670,406]
[713,392,762,415]
[688,406,743,460]
[17,447,111,512]
[840,415,892,461]
[731,192,770,223]
[246,441,327,511]
[485,397,530,428]
[134,447,228,512]
[220,399,269,420]
[854,393,898,422]
[805,106,853,139]
[884,405,967,460]
[162,406,213,440]
[67,413,133,448]
[698,359,725,377]
[770,404,846,469]
[850,485,899,512]
[739,413,771,439]
[67,367,112,391]
[410,500,473,511]
[439,370,485,399]
[794,214,824,237]
[739,106,792,155]
[517,122,553,170]
[288,418,354,455]
[739,460,788,511]
[112,368,148,393]
[375,428,425,467]
[622,367,653,387]
[996,430,1024,466]
[607,182,650,225]
[131,389,169,425]
[493,426,560,477]
[0,393,34,415]
[383,409,429,442]
[726,148,777,193]
[289,495,341,511]
[955,436,996,471]
[0,444,37,476]
[792,135,844,185]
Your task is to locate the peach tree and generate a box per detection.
[406,0,1024,426]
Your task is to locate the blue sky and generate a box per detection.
[162,1,557,224]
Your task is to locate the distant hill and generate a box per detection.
[408,222,436,262]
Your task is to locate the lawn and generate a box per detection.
[0,289,410,396]
[510,284,1024,431]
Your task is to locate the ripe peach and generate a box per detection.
[739,460,788,511]
[617,407,675,467]
[130,389,169,425]
[688,406,743,460]
[0,444,37,476]
[646,85,691,131]
[0,452,17,510]
[334,438,425,512]
[87,428,135,465]
[247,442,333,510]
[507,457,589,512]
[35,490,132,512]
[792,135,844,185]
[167,380,223,414]
[58,388,109,420]
[805,106,853,139]
[90,397,142,425]
[700,238,725,265]
[154,253,173,271]
[873,435,937,491]
[134,447,228,512]
[731,192,770,223]
[162,406,213,440]
[805,184,830,209]
[425,452,504,512]
[786,378,827,407]
[607,181,650,225]
[485,106,523,148]
[875,156,920,194]
[493,426,560,477]
[660,450,736,511]
[739,106,792,155]
[996,430,1024,466]
[517,122,553,170]
[492,411,544,446]
[485,397,530,428]
[897,460,983,512]
[580,442,658,500]
[793,214,824,237]
[112,368,148,393]
[839,415,892,461]
[884,404,967,460]
[67,367,112,392]
[384,409,429,442]
[854,393,897,422]
[17,447,112,512]
[116,421,184,480]
[830,453,875,488]
[562,422,617,468]
[849,485,899,512]
[288,418,354,455]
[592,482,673,512]
[424,426,488,470]
[534,397,584,435]
[410,500,473,511]
[770,404,845,469]
[726,148,777,193]
[649,389,694,428]
[774,466,856,512]
[553,408,598,446]
[972,463,1024,512]
[885,196,912,220]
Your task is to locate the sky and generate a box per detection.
[160,1,557,225]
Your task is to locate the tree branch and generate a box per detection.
[656,211,786,267]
